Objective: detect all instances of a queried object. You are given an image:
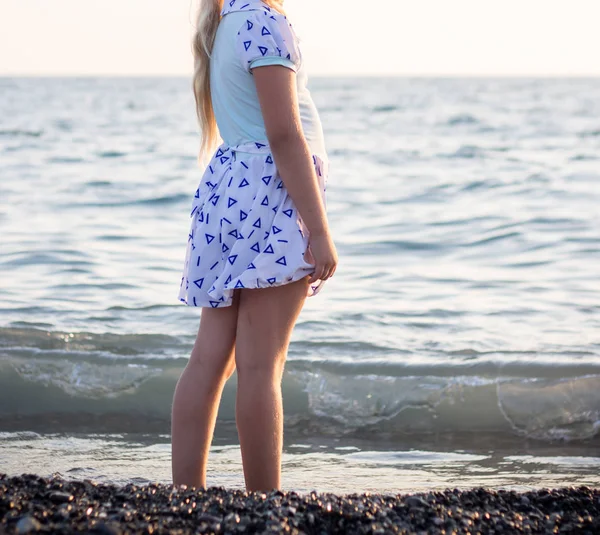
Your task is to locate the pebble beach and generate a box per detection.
[1,473,598,534]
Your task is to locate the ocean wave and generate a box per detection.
[0,355,597,442]
[0,251,95,268]
[445,113,479,126]
[97,150,127,158]
[569,154,599,161]
[442,145,486,159]
[1,329,599,442]
[578,129,600,138]
[68,193,190,208]
[372,105,399,113]
[0,129,43,138]
[0,326,186,359]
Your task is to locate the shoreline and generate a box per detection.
[1,473,598,534]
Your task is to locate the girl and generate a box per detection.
[171,0,337,492]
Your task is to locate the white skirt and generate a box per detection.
[177,141,329,308]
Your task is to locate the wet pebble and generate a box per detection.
[14,515,42,534]
[48,490,73,504]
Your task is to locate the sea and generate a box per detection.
[0,76,599,494]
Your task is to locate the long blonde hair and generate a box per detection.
[192,0,284,162]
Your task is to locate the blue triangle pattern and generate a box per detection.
[264,244,274,254]
[275,256,287,266]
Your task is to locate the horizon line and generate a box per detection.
[2,73,600,79]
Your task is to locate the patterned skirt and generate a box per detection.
[177,141,329,308]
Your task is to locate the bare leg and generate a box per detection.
[234,277,309,492]
[171,290,240,488]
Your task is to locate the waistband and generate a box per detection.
[213,141,328,164]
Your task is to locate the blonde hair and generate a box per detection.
[192,0,285,163]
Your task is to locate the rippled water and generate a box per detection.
[1,76,599,491]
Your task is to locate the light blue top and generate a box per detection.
[210,0,327,158]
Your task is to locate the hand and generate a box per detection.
[304,231,338,284]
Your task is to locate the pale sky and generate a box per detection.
[1,0,599,76]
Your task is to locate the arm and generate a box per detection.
[252,65,337,282]
[253,66,327,237]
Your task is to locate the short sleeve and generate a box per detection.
[236,10,301,73]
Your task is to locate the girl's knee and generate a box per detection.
[187,352,235,384]
[234,353,286,380]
